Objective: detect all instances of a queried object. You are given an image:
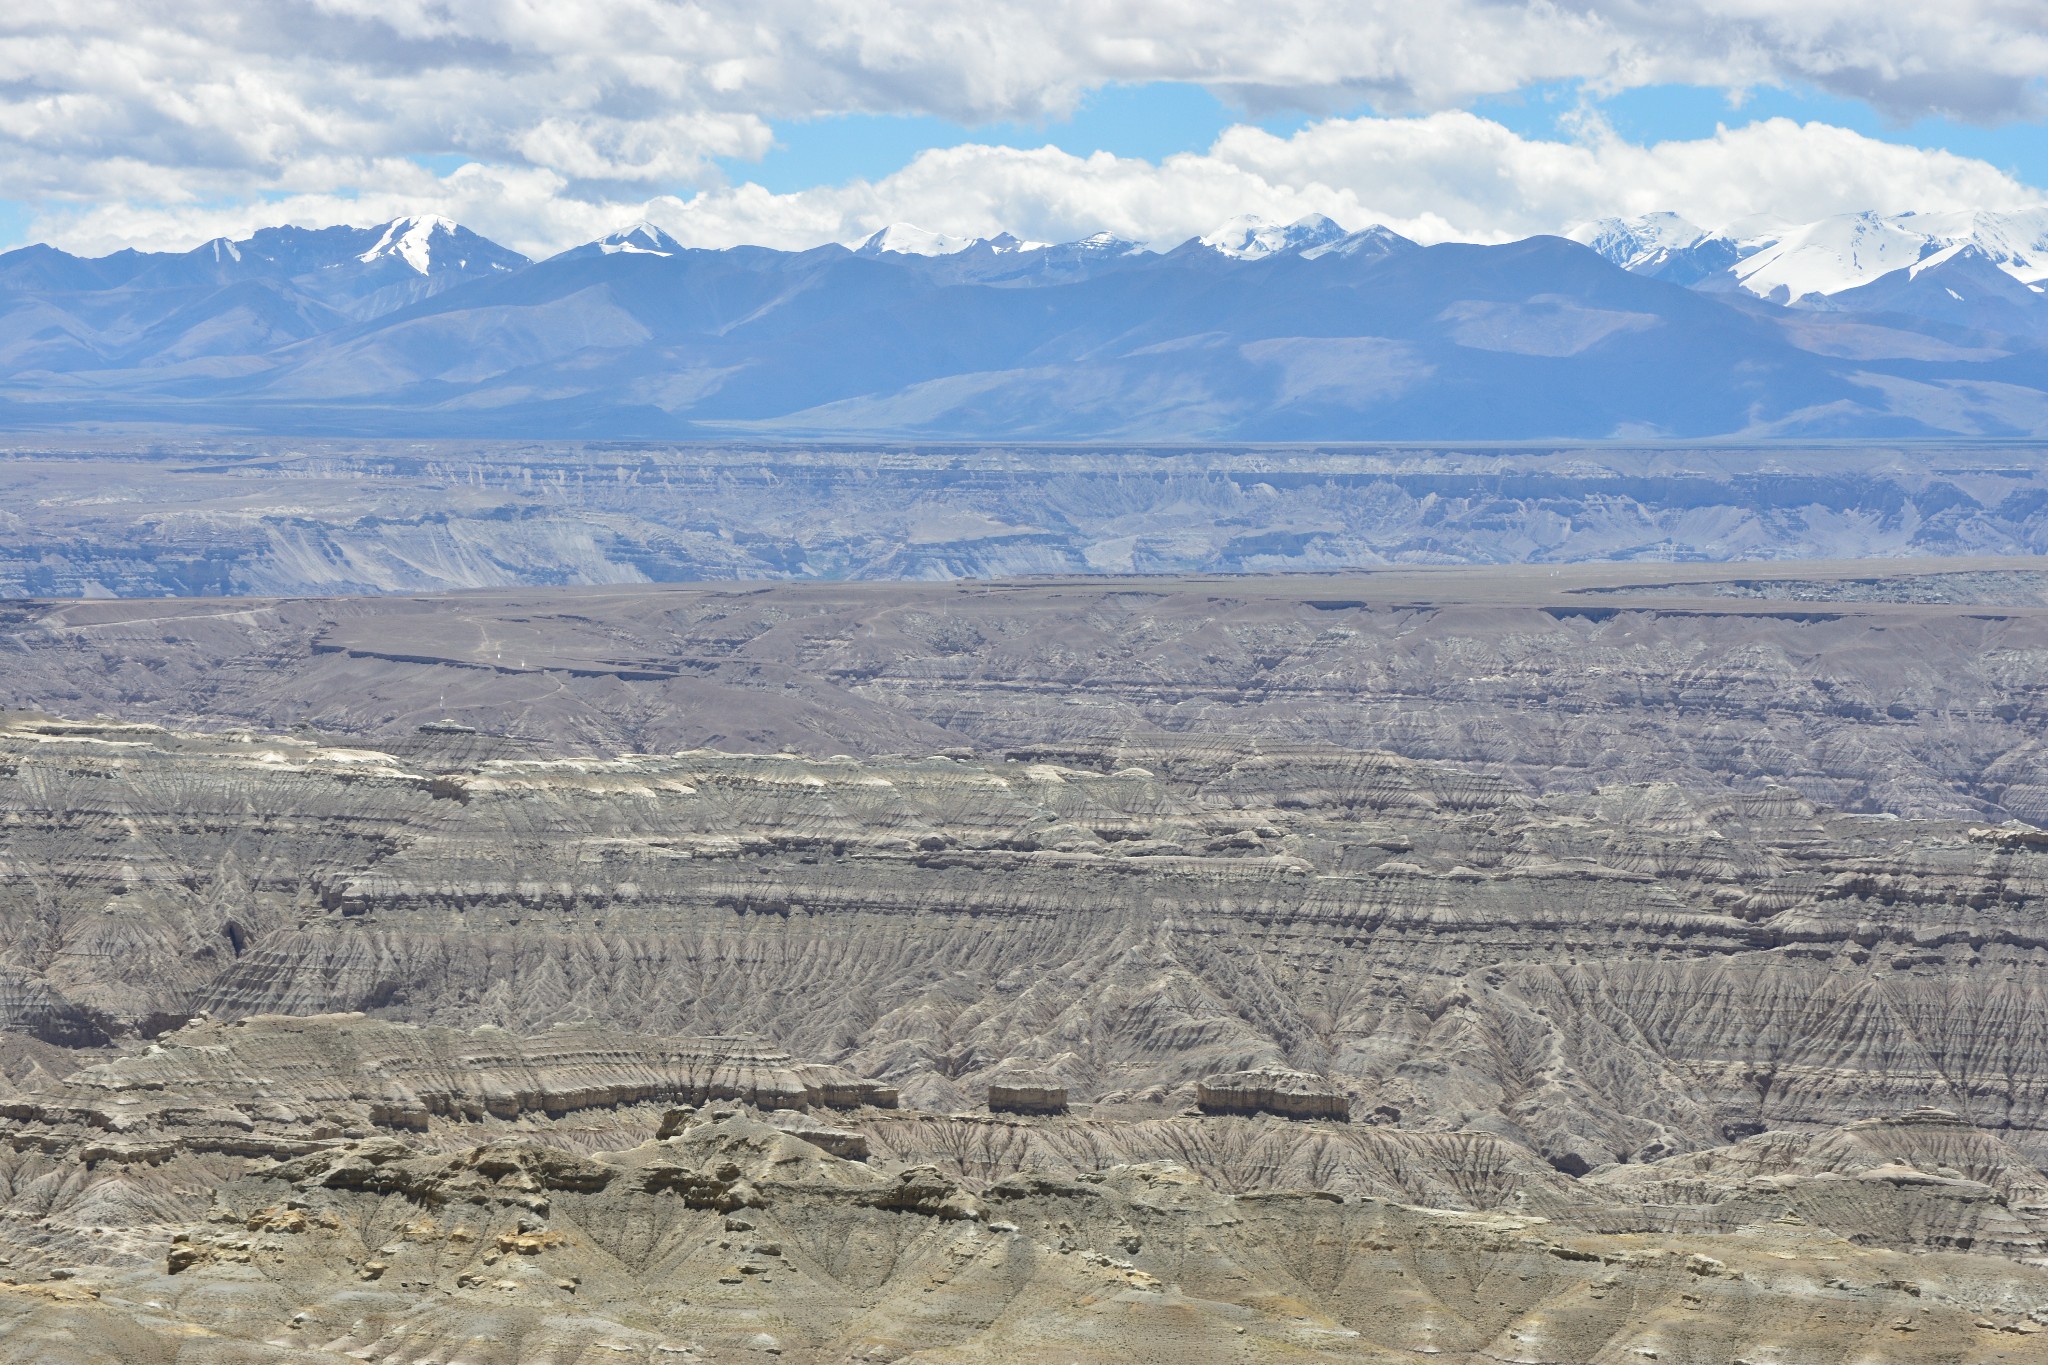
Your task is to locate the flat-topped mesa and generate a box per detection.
[1969,823,2048,849]
[766,1111,873,1160]
[795,1063,899,1111]
[988,1076,1068,1116]
[1196,1068,1351,1122]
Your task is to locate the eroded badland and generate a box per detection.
[3,560,2048,1360]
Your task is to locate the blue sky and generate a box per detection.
[732,81,2047,198]
[726,85,1310,193]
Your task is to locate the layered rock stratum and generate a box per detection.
[4,1013,2048,1362]
[11,711,2048,1168]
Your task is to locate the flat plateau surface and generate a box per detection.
[5,442,2048,596]
[12,555,2048,816]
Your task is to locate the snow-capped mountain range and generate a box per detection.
[1,208,2046,439]
[1571,209,2048,302]
[582,222,683,257]
[840,212,1405,263]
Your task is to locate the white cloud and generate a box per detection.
[5,2,2045,256]
[33,162,620,258]
[3,2,2045,201]
[638,115,2048,254]
[1205,114,2045,237]
[28,113,2047,260]
[511,114,773,186]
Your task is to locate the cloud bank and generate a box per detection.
[5,1,2046,255]
[37,113,2047,259]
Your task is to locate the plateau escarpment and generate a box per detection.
[8,444,2048,596]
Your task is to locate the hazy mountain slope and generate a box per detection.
[0,216,530,389]
[1,213,2046,437]
[171,234,1966,439]
[741,237,1864,439]
[1820,246,2048,336]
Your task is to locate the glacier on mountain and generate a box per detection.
[357,215,471,275]
[1578,208,2048,301]
[1200,213,1350,259]
[854,224,980,256]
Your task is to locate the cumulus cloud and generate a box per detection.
[6,1,2046,255]
[1205,114,2046,237]
[35,163,623,258]
[628,115,2043,251]
[33,111,2042,261]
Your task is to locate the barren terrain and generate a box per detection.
[4,442,2048,596]
[5,557,2048,1358]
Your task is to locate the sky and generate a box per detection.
[2,1,2046,259]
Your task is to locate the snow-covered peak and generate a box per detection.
[1568,212,1713,270]
[1906,241,1971,279]
[854,223,975,257]
[356,215,464,275]
[1923,208,2048,285]
[1738,208,2048,298]
[1302,224,1417,261]
[1586,207,2048,301]
[596,222,682,256]
[1074,231,1147,255]
[1569,212,1741,287]
[978,231,1049,255]
[1731,212,1948,301]
[1201,213,1349,259]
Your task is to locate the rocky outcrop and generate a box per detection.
[987,1077,1067,1116]
[793,1064,899,1110]
[1196,1068,1351,1122]
[0,1015,899,1162]
[0,1011,2043,1358]
[764,1112,872,1160]
[7,1109,2048,1363]
[1589,1107,2048,1258]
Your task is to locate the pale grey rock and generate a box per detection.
[764,1110,872,1160]
[3,557,2048,1356]
[987,1077,1067,1116]
[0,1013,897,1164]
[1197,1068,1351,1122]
[8,715,2048,1173]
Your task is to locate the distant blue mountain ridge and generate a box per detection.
[1,209,2045,439]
